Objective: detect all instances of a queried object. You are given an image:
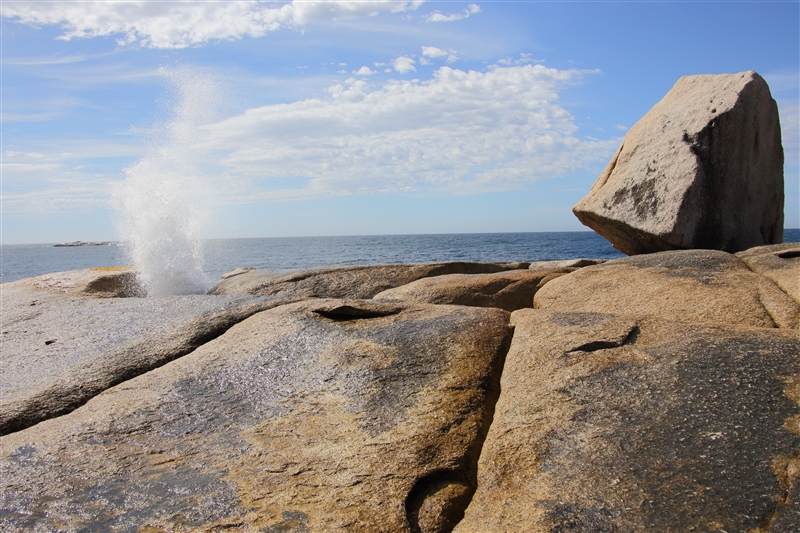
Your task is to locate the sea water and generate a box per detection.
[2,230,798,287]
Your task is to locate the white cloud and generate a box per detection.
[195,64,616,200]
[1,141,142,213]
[354,66,376,76]
[427,3,480,23]
[615,124,629,131]
[393,56,417,74]
[422,46,458,63]
[1,1,425,49]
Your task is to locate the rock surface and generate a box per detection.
[534,249,800,328]
[455,309,800,532]
[374,268,571,312]
[528,258,607,270]
[0,281,286,435]
[737,242,800,304]
[9,266,144,297]
[0,299,512,533]
[209,262,529,299]
[573,71,784,255]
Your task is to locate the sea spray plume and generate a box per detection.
[114,67,220,296]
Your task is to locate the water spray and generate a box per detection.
[114,67,219,296]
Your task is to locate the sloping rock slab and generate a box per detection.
[374,269,571,312]
[0,284,287,435]
[534,249,800,328]
[8,266,144,297]
[209,262,530,299]
[573,71,783,255]
[528,258,606,270]
[455,309,800,532]
[0,299,512,533]
[737,242,800,304]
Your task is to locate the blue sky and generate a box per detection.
[2,1,798,244]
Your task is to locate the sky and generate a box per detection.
[2,0,798,245]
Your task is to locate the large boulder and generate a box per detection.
[737,242,800,304]
[209,262,529,299]
[533,249,800,329]
[455,309,800,532]
[573,71,784,255]
[0,299,512,533]
[374,268,571,312]
[0,278,285,435]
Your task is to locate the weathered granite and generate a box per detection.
[9,266,144,297]
[573,71,784,255]
[533,249,800,328]
[737,242,800,304]
[0,281,287,435]
[209,262,530,299]
[455,309,800,532]
[528,258,607,270]
[0,299,512,533]
[373,269,571,312]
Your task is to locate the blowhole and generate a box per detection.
[314,304,401,321]
[776,250,800,259]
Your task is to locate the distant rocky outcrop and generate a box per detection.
[2,243,799,532]
[573,71,784,255]
[53,241,112,247]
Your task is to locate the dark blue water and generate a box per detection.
[2,230,798,285]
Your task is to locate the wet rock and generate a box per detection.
[374,269,571,312]
[0,282,287,435]
[737,242,800,304]
[0,299,512,533]
[209,262,530,299]
[534,249,800,328]
[573,71,784,255]
[455,309,800,532]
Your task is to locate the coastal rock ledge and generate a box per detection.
[573,71,784,255]
[1,244,799,532]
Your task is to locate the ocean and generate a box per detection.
[2,230,798,286]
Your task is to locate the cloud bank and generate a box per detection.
[201,64,617,201]
[1,0,425,49]
[427,4,480,22]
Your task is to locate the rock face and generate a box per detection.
[573,71,784,255]
[0,280,285,435]
[209,262,529,299]
[10,266,144,297]
[374,269,571,312]
[455,309,800,532]
[0,299,512,533]
[534,249,800,329]
[3,247,800,532]
[737,242,800,304]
